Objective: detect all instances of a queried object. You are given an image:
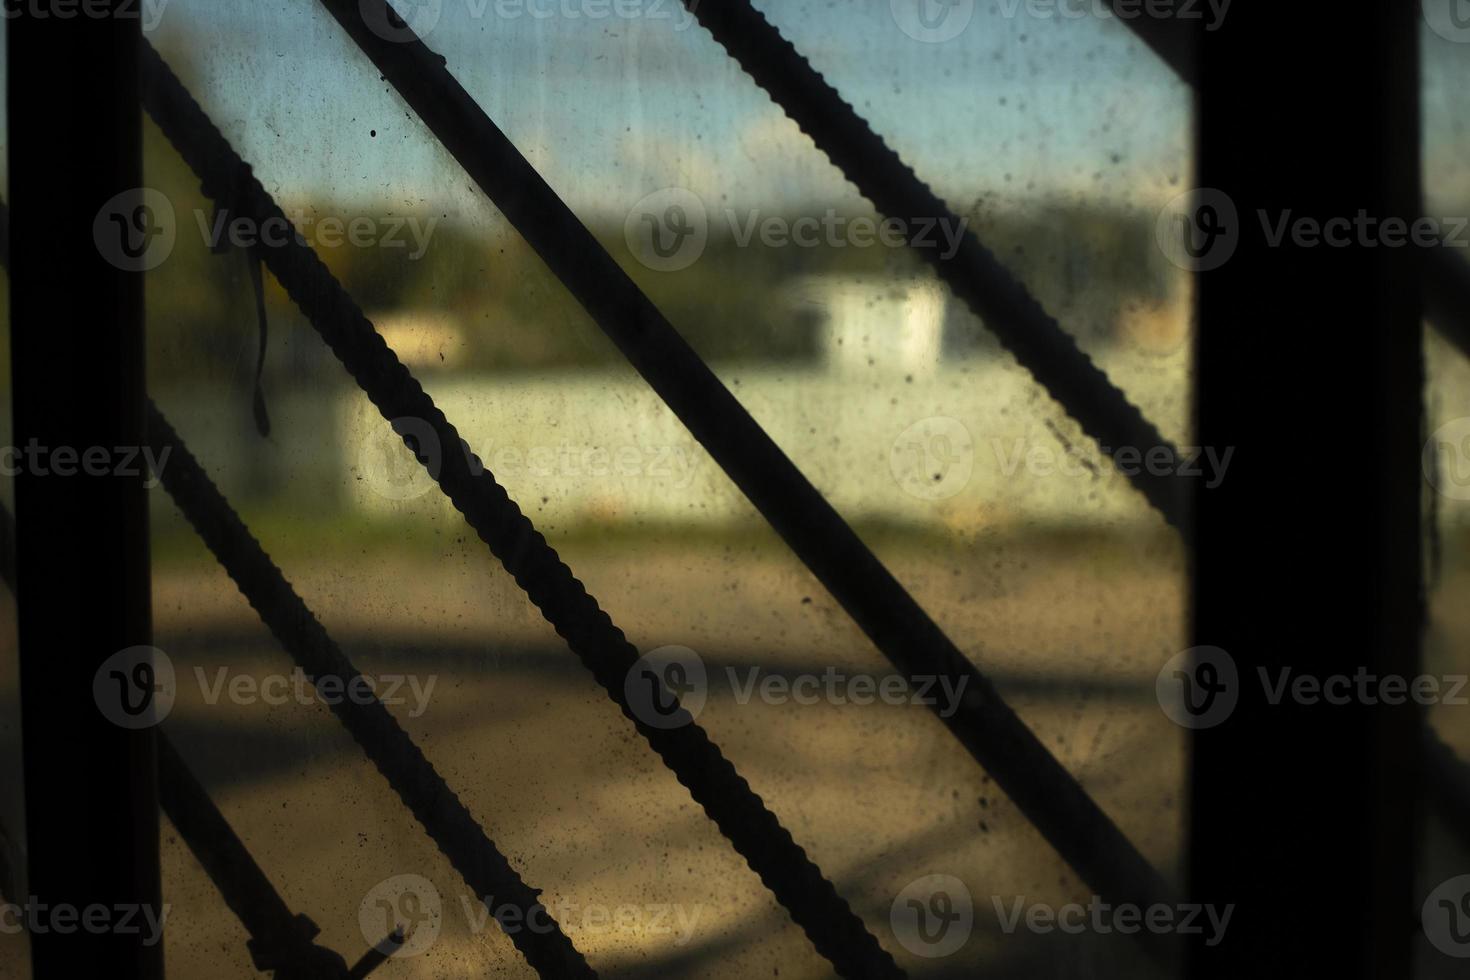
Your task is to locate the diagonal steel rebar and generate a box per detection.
[155,736,401,980]
[143,406,596,979]
[311,0,1175,924]
[677,0,1187,527]
[139,41,905,978]
[0,497,377,979]
[0,198,583,976]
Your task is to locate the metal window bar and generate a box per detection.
[664,0,1187,528]
[142,406,597,979]
[138,44,904,979]
[0,547,397,980]
[315,0,1176,922]
[155,735,402,980]
[7,7,159,978]
[0,204,588,978]
[1106,3,1470,845]
[1108,10,1470,361]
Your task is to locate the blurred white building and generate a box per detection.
[338,274,1195,532]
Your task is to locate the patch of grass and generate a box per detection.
[150,502,1178,576]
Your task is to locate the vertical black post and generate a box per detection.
[8,3,161,978]
[1190,5,1421,979]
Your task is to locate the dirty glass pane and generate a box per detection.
[1420,9,1470,978]
[9,1,1198,976]
[156,2,1189,977]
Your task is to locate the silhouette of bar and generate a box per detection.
[8,9,161,978]
[156,736,372,978]
[1109,11,1470,361]
[145,407,595,980]
[1192,8,1421,977]
[0,206,584,977]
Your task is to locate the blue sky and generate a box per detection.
[2,1,1466,216]
[144,0,1195,219]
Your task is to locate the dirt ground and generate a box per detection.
[1,525,1466,978]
